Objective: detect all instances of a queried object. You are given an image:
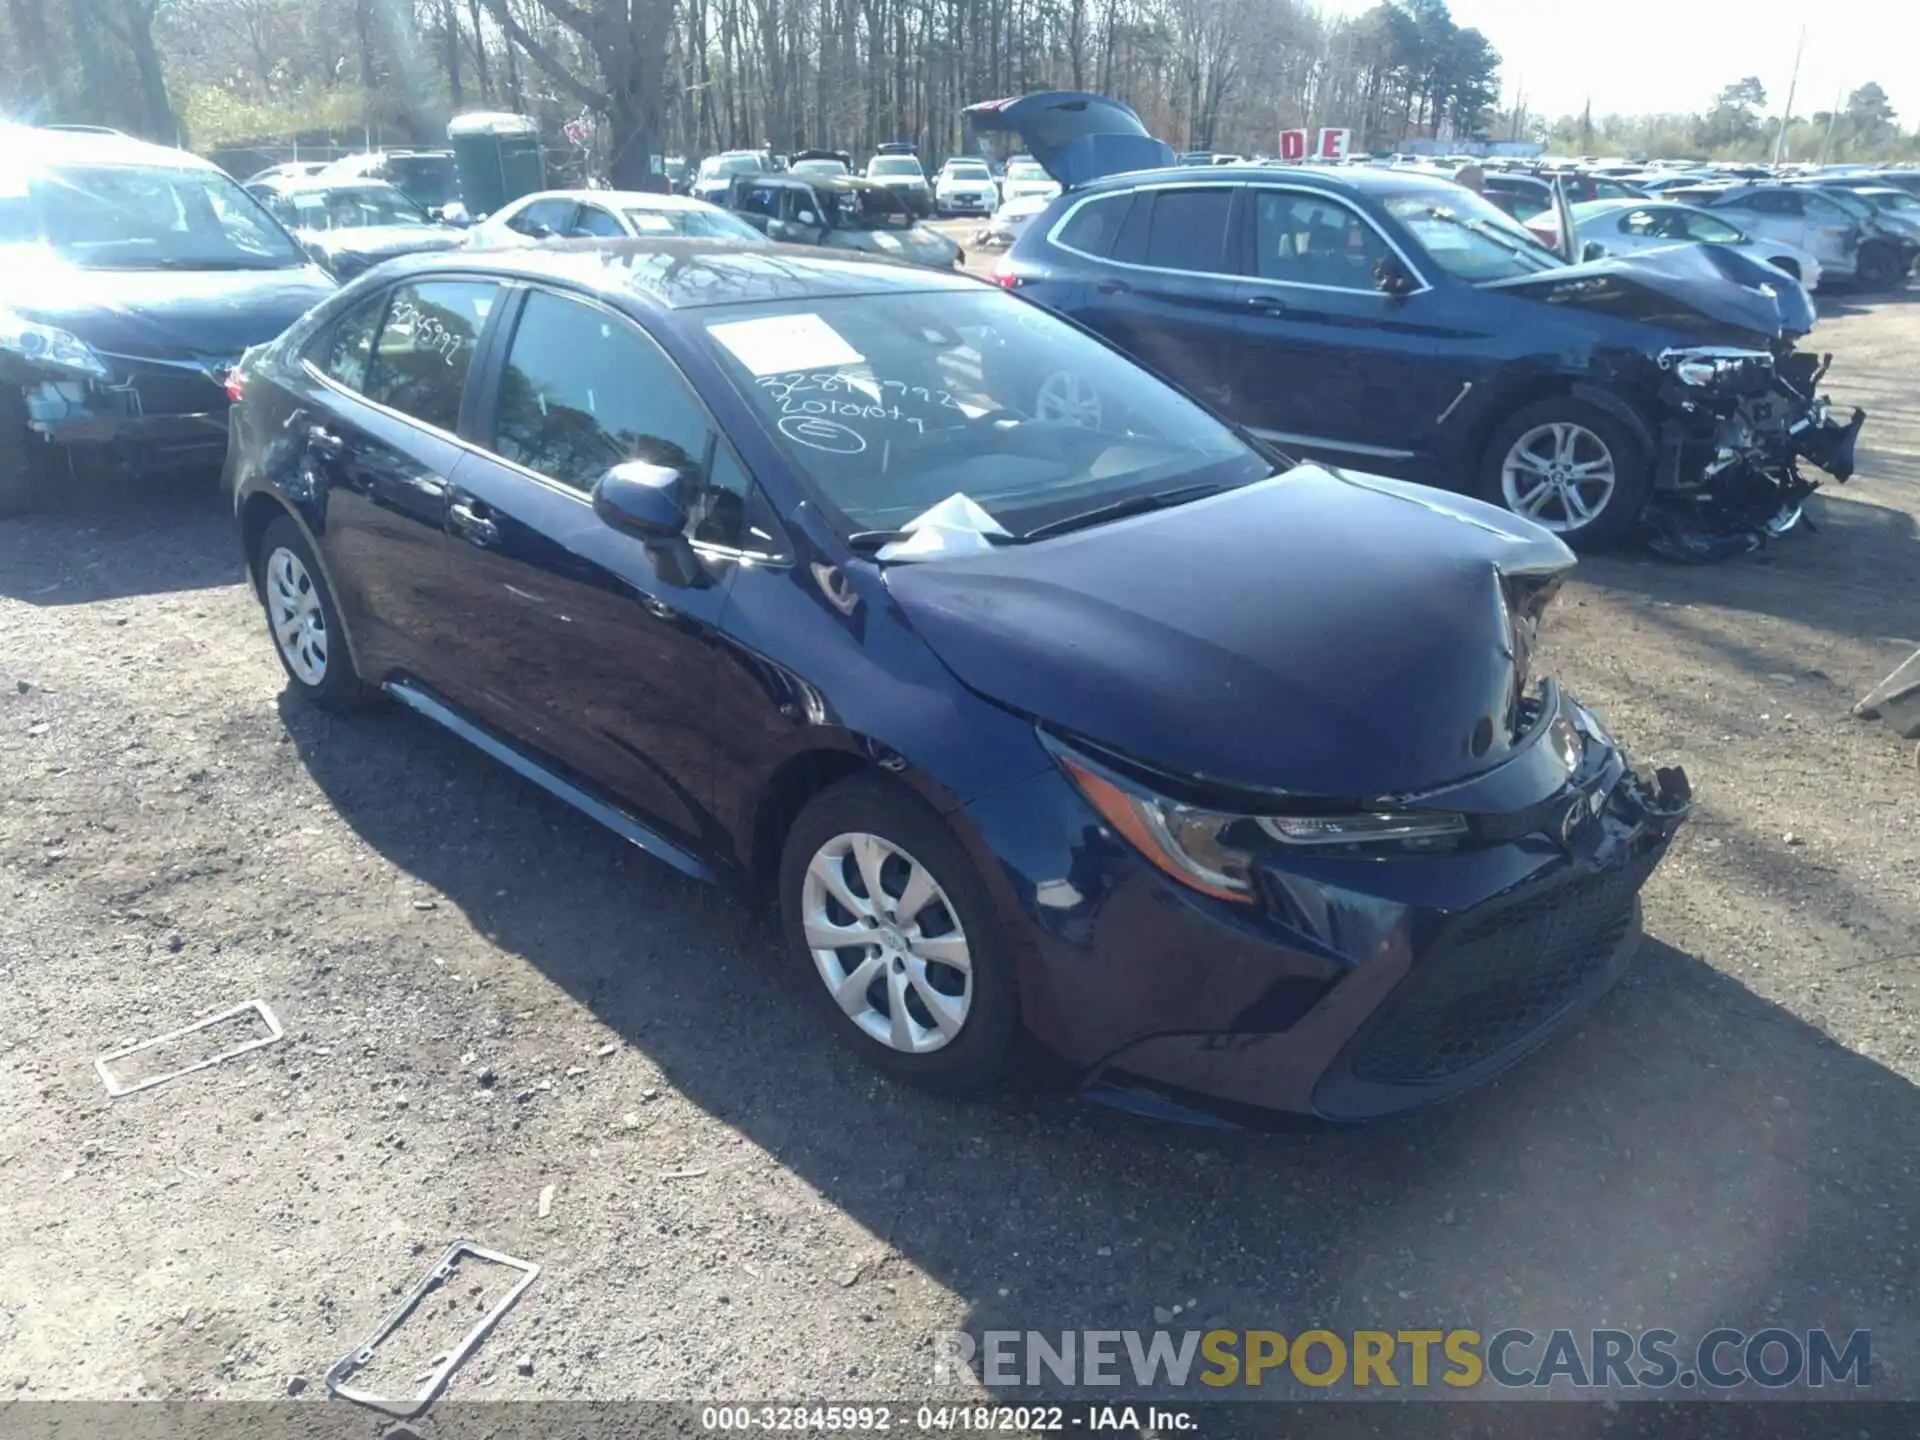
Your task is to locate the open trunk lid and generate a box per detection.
[962,92,1174,191]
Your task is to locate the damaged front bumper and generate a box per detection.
[15,357,232,476]
[1645,344,1867,560]
[960,688,1692,1125]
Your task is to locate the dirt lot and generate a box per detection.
[2,286,1917,1417]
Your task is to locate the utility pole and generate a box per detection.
[1773,25,1805,164]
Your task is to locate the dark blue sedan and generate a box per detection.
[225,240,1690,1123]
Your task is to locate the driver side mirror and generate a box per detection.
[1581,240,1607,263]
[590,462,709,589]
[1373,253,1418,296]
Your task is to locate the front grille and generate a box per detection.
[1348,861,1652,1086]
[112,358,228,417]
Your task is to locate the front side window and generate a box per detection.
[288,186,432,231]
[364,279,497,432]
[699,290,1268,538]
[1141,187,1233,274]
[829,186,912,231]
[569,205,626,238]
[1251,190,1392,289]
[1679,209,1743,244]
[741,185,784,218]
[509,198,575,236]
[1617,208,1680,239]
[1383,188,1563,281]
[8,163,308,269]
[493,289,710,493]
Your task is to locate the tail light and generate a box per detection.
[223,367,246,403]
[992,268,1023,290]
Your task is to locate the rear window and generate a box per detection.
[1055,194,1130,258]
[1142,188,1232,274]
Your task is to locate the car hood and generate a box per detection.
[0,252,336,358]
[884,465,1575,798]
[825,227,959,267]
[963,91,1175,190]
[301,226,466,262]
[1481,241,1816,341]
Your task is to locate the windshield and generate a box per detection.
[1384,188,1565,281]
[280,185,432,231]
[829,187,914,231]
[383,156,458,208]
[869,157,923,178]
[699,290,1270,539]
[792,159,848,176]
[0,163,308,269]
[1007,162,1049,183]
[623,206,767,242]
[1680,209,1744,243]
[700,155,765,180]
[944,163,991,181]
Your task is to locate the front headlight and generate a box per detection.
[1662,347,1771,389]
[1054,749,1469,905]
[0,307,108,379]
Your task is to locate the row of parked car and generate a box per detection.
[29,101,1880,1128]
[680,143,1062,221]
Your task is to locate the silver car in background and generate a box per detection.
[1567,198,1824,291]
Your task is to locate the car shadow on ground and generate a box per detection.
[279,693,1920,1411]
[0,473,239,605]
[1816,284,1920,320]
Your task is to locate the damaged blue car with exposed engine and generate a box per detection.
[974,91,1867,560]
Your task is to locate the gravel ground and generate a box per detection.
[1,287,1916,1419]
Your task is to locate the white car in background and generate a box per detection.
[465,189,770,248]
[1563,198,1825,291]
[934,158,998,217]
[998,156,1061,205]
[865,153,934,216]
[974,191,1053,249]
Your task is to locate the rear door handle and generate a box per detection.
[448,497,500,548]
[1244,293,1290,315]
[307,425,344,456]
[1095,278,1132,295]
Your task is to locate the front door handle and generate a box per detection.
[307,425,344,456]
[1244,293,1290,315]
[448,498,500,548]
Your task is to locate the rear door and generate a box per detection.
[283,278,502,685]
[1229,184,1450,463]
[435,284,775,846]
[1067,183,1249,415]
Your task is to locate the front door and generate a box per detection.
[1229,186,1449,467]
[435,284,761,848]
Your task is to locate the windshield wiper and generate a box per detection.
[846,527,1018,553]
[1018,482,1226,541]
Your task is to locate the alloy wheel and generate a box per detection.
[1500,422,1618,533]
[1035,370,1103,428]
[266,545,329,686]
[800,831,973,1054]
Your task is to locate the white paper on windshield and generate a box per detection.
[628,212,674,232]
[707,313,864,377]
[874,493,1011,563]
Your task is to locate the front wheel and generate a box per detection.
[779,775,1020,1094]
[1477,397,1653,548]
[1856,241,1903,291]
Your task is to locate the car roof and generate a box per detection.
[3,124,223,173]
[1073,162,1476,197]
[263,176,407,195]
[371,239,980,311]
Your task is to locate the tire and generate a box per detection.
[778,774,1021,1095]
[1856,241,1902,291]
[256,514,377,711]
[0,389,52,520]
[1477,396,1653,548]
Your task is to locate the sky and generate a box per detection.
[1320,0,1919,130]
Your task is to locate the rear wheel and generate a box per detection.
[1478,396,1653,548]
[257,514,376,711]
[1857,241,1903,290]
[779,775,1020,1094]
